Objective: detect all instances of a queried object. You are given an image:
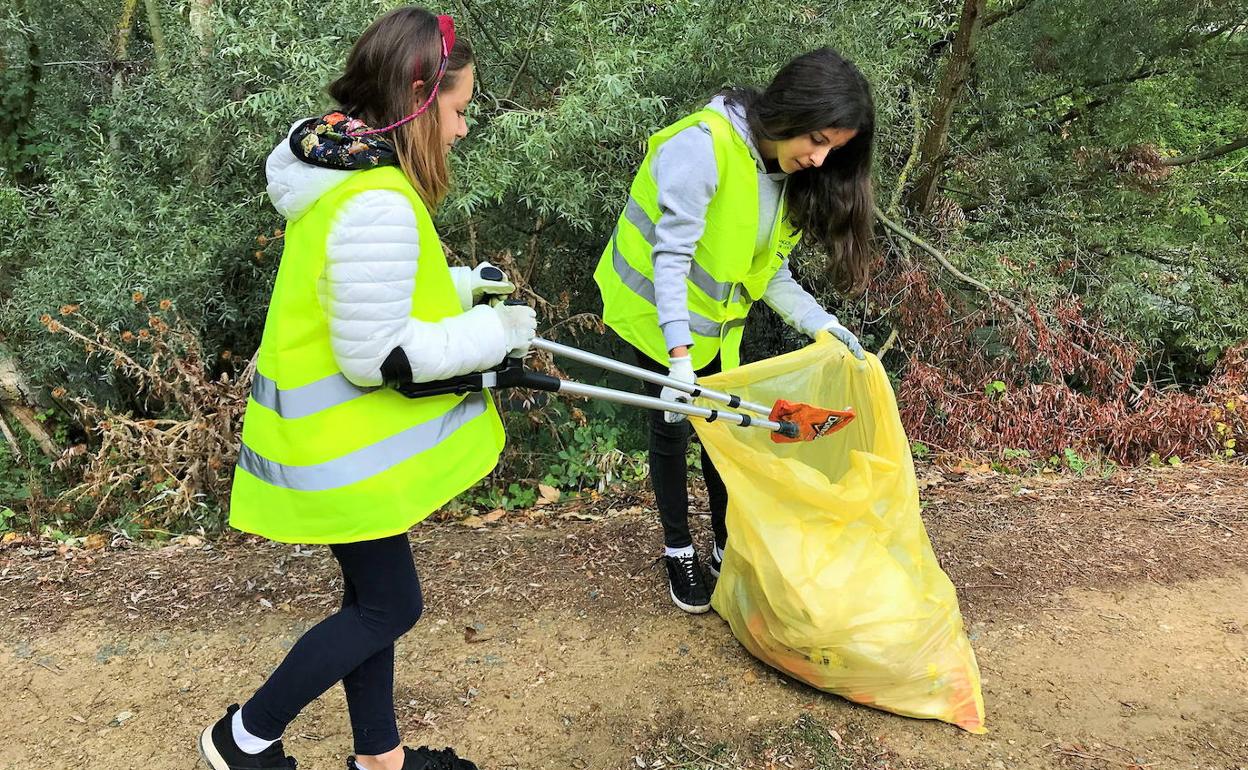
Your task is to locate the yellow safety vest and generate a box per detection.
[594,108,802,370]
[229,166,505,544]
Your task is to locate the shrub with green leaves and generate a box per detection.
[1,0,1244,511]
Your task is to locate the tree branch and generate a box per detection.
[109,0,140,152]
[961,13,1232,142]
[1160,135,1248,166]
[503,0,553,101]
[39,59,139,67]
[0,409,22,464]
[1034,66,1168,111]
[456,0,552,91]
[982,0,1044,29]
[1046,95,1110,131]
[875,206,999,298]
[962,66,1171,139]
[873,206,1144,396]
[877,327,901,357]
[888,87,924,217]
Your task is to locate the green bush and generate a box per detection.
[0,0,1244,528]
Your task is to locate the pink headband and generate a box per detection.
[347,14,456,137]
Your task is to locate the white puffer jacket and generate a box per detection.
[265,122,510,387]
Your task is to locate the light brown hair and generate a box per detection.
[329,6,474,209]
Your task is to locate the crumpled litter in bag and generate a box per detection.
[695,334,986,733]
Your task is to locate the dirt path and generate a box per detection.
[3,463,1247,769]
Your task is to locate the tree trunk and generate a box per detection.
[143,0,168,74]
[189,0,214,55]
[905,0,987,216]
[109,0,140,153]
[0,351,57,460]
[188,0,216,184]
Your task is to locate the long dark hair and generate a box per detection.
[724,48,875,294]
[328,7,474,209]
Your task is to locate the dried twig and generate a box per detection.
[39,298,248,528]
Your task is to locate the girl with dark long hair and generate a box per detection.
[594,48,876,613]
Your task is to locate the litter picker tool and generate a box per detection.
[393,310,854,443]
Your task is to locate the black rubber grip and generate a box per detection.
[480,266,505,282]
[740,415,752,427]
[706,409,718,423]
[728,395,741,408]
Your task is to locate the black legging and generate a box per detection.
[242,533,422,756]
[634,349,729,550]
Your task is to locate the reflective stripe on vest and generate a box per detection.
[608,226,738,339]
[622,197,735,302]
[237,392,487,492]
[250,371,376,420]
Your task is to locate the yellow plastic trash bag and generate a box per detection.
[696,334,986,733]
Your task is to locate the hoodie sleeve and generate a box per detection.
[650,124,719,353]
[324,189,510,386]
[761,260,836,338]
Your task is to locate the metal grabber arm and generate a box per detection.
[393,299,853,442]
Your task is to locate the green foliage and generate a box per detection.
[1054,447,1088,475]
[0,446,29,518]
[0,505,16,533]
[0,0,1244,531]
[0,428,64,532]
[452,398,648,512]
[990,446,1032,474]
[8,0,1238,386]
[466,480,538,512]
[540,418,648,492]
[948,0,1248,382]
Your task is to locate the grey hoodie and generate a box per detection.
[650,96,835,353]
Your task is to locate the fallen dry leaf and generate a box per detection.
[482,509,506,524]
[537,484,561,506]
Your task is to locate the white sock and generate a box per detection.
[713,543,725,562]
[232,706,277,755]
[665,545,695,559]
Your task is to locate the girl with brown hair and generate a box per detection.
[200,7,529,770]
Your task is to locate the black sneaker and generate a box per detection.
[663,552,711,614]
[348,746,479,770]
[708,547,723,579]
[199,704,297,769]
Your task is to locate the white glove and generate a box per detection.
[492,303,537,358]
[820,318,865,360]
[451,262,516,310]
[660,354,696,424]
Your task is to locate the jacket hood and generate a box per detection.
[264,112,398,221]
